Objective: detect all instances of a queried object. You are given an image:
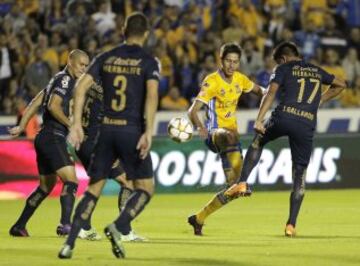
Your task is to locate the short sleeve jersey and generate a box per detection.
[42,69,76,135]
[86,44,160,130]
[270,60,334,125]
[196,70,254,131]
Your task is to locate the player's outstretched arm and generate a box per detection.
[69,73,94,149]
[137,79,159,160]
[254,82,279,134]
[188,100,208,139]
[320,77,346,106]
[251,84,266,98]
[8,89,44,138]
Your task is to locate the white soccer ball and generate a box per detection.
[167,117,193,143]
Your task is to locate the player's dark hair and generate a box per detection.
[124,12,149,38]
[273,41,300,62]
[220,42,242,60]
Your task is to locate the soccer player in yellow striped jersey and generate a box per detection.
[187,42,264,236]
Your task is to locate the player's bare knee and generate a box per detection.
[57,166,78,184]
[133,178,155,196]
[87,179,106,197]
[39,174,57,193]
[214,128,238,151]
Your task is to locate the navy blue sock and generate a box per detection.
[287,165,306,226]
[60,181,78,225]
[118,187,133,212]
[114,189,151,235]
[14,187,48,228]
[239,136,263,182]
[66,192,98,249]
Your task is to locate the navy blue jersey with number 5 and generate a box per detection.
[270,60,334,126]
[86,44,160,130]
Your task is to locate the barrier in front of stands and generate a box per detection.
[0,109,359,139]
[0,133,359,199]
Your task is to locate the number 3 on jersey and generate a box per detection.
[112,75,127,111]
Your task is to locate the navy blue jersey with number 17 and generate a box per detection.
[270,60,335,126]
[86,44,160,131]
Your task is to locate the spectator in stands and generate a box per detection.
[342,48,360,87]
[222,14,247,44]
[23,46,52,98]
[154,41,174,96]
[160,86,189,111]
[321,48,348,107]
[294,16,321,61]
[240,37,263,76]
[197,53,217,85]
[347,28,360,56]
[229,0,262,37]
[265,2,287,45]
[319,14,347,55]
[337,0,360,28]
[340,75,360,107]
[91,0,116,38]
[301,0,328,28]
[0,30,18,102]
[177,55,196,100]
[1,97,14,115]
[35,34,56,73]
[256,55,275,89]
[4,3,26,34]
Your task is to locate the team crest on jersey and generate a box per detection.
[202,82,210,88]
[235,84,241,94]
[61,76,70,88]
[220,88,226,96]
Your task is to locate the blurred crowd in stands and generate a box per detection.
[1,0,360,120]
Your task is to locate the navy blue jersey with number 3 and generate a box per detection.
[270,60,334,126]
[86,44,160,130]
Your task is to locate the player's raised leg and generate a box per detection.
[10,174,57,236]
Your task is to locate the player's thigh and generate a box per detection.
[259,116,287,146]
[56,165,77,183]
[76,134,97,170]
[114,130,154,182]
[35,132,73,175]
[288,124,314,167]
[205,128,238,152]
[87,127,116,183]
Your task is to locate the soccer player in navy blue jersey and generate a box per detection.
[8,74,143,241]
[225,42,346,236]
[9,49,89,237]
[76,80,146,241]
[59,12,159,259]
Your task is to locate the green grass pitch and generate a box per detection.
[1,189,360,266]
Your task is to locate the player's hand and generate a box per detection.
[254,120,266,134]
[137,132,152,160]
[198,127,208,140]
[68,123,84,150]
[7,126,24,138]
